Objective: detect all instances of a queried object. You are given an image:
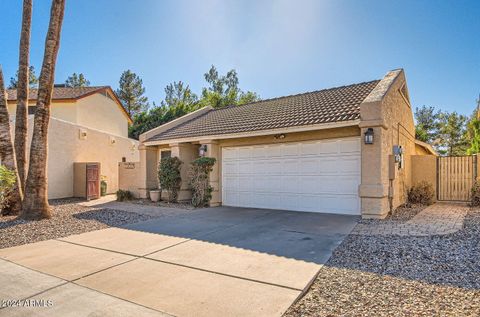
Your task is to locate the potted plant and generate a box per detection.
[100,175,108,196]
[149,189,161,202]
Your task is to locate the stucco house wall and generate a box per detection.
[13,117,139,199]
[7,91,129,138]
[359,69,417,218]
[76,93,129,137]
[8,101,78,124]
[48,119,138,198]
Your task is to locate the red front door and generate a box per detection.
[86,163,100,200]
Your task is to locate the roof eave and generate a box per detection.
[143,119,360,146]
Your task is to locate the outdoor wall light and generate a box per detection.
[199,144,208,157]
[364,128,374,144]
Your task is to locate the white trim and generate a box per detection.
[143,119,360,146]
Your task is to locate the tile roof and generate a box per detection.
[146,80,380,142]
[6,86,109,101]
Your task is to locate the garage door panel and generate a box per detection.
[339,139,361,153]
[282,143,299,156]
[267,145,283,158]
[222,137,360,215]
[238,162,253,174]
[340,157,361,174]
[281,176,298,193]
[300,142,319,156]
[317,158,339,174]
[283,159,299,175]
[318,140,339,154]
[300,158,319,174]
[264,160,282,174]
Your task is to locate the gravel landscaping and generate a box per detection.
[0,198,157,249]
[128,198,195,210]
[285,207,480,317]
[387,203,425,221]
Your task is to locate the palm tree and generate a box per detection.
[14,0,33,191]
[22,0,65,220]
[0,67,23,215]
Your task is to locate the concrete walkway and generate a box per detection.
[352,202,469,236]
[79,195,193,218]
[0,207,358,317]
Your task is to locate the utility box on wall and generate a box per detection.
[74,162,101,200]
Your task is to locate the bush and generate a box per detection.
[471,180,480,207]
[189,157,216,207]
[0,165,17,212]
[158,157,182,203]
[116,189,134,201]
[407,181,434,205]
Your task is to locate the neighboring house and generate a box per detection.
[133,69,435,219]
[7,85,139,199]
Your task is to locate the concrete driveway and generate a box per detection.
[0,206,358,317]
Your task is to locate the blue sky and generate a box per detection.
[0,0,479,115]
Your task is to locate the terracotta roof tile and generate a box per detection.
[6,86,109,101]
[147,80,380,142]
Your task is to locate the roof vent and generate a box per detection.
[54,84,67,88]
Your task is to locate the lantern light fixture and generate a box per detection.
[364,128,374,144]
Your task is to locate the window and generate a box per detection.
[161,151,172,159]
[28,106,37,115]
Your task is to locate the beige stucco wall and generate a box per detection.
[415,143,429,155]
[119,162,142,197]
[359,70,418,218]
[8,101,78,124]
[411,155,437,198]
[14,117,139,199]
[8,92,129,138]
[76,93,129,137]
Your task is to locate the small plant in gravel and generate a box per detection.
[470,180,480,207]
[158,157,183,203]
[189,157,216,207]
[407,181,434,205]
[116,189,134,201]
[0,165,17,213]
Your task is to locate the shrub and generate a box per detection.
[407,181,434,205]
[158,157,182,203]
[100,175,107,196]
[189,157,216,207]
[471,180,480,207]
[116,189,134,201]
[0,165,17,212]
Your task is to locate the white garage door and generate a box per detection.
[222,137,361,215]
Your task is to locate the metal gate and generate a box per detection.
[437,156,477,201]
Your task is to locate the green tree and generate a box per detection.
[65,72,90,87]
[437,111,468,156]
[9,65,38,89]
[128,66,260,139]
[466,97,480,154]
[199,65,259,108]
[116,70,149,117]
[128,81,199,139]
[414,105,440,143]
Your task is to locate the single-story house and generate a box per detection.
[135,69,435,218]
[7,85,139,199]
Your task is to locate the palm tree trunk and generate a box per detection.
[0,67,23,215]
[14,0,33,192]
[21,0,65,220]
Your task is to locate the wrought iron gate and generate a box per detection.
[437,156,477,201]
